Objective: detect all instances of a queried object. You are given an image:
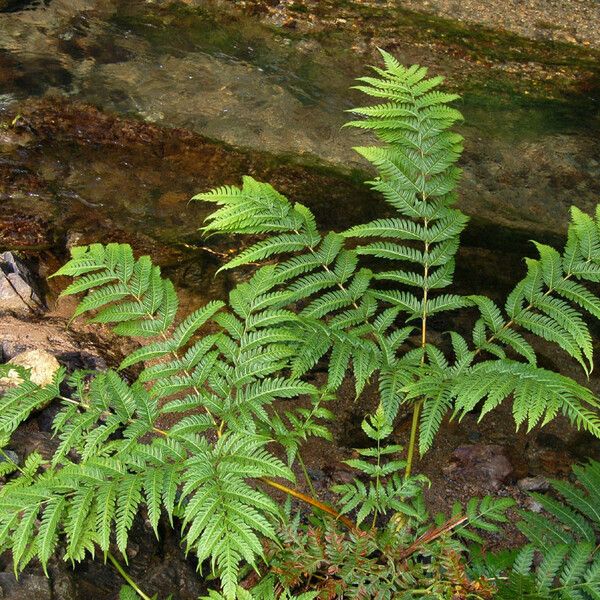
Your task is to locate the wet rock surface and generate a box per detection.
[0,312,127,372]
[399,0,600,49]
[0,0,596,267]
[0,252,44,314]
[237,0,600,49]
[0,0,598,166]
[0,95,597,281]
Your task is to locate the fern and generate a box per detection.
[193,49,600,472]
[484,460,600,599]
[0,245,315,599]
[2,51,600,599]
[332,407,427,526]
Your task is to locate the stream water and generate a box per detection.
[0,0,596,401]
[0,0,599,297]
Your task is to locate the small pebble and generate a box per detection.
[517,475,549,492]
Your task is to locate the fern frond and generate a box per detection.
[0,367,65,437]
[54,243,180,338]
[181,433,292,600]
[452,496,514,544]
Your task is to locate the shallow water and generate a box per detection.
[0,0,599,269]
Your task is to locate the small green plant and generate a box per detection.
[1,50,600,598]
[469,458,600,599]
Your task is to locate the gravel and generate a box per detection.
[392,0,600,49]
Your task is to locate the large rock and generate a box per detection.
[444,443,514,489]
[0,574,51,600]
[0,252,44,315]
[0,349,60,388]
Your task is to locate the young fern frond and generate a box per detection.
[332,407,427,526]
[181,433,292,600]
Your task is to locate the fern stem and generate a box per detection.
[404,400,422,480]
[107,552,152,600]
[405,217,430,479]
[297,453,319,500]
[372,434,382,530]
[396,513,467,561]
[259,477,358,532]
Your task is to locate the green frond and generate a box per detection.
[554,279,600,320]
[378,363,415,421]
[115,476,143,558]
[219,233,319,272]
[419,389,453,455]
[169,301,226,349]
[452,496,514,544]
[55,243,180,338]
[195,177,304,236]
[493,329,537,365]
[518,461,600,570]
[118,587,140,600]
[181,433,291,600]
[372,290,421,315]
[96,480,118,554]
[530,492,595,543]
[469,296,505,334]
[65,486,96,563]
[444,359,600,435]
[514,309,589,372]
[38,496,66,572]
[426,294,471,316]
[344,218,425,241]
[536,545,569,593]
[570,206,600,262]
[0,367,65,437]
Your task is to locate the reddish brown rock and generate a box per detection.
[445,443,514,489]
